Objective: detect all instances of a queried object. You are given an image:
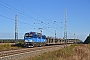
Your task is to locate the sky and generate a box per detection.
[0,0,90,42]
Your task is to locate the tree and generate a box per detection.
[84,34,90,44]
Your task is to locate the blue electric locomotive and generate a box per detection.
[24,32,47,47]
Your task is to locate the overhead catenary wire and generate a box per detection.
[0,0,57,30]
[14,0,63,29]
[0,1,48,30]
[0,0,52,25]
[0,14,35,27]
[0,0,63,37]
[0,14,53,34]
[0,0,40,22]
[0,2,39,23]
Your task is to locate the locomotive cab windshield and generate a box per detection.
[24,33,33,38]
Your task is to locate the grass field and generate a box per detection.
[0,43,23,51]
[25,44,90,60]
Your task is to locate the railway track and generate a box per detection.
[0,44,70,60]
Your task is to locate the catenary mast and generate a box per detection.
[64,9,67,47]
[15,14,18,44]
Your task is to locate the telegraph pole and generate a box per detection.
[15,14,18,44]
[55,30,56,39]
[64,9,67,47]
[54,21,56,44]
[74,30,76,43]
[54,30,56,44]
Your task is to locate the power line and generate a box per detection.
[0,1,38,23]
[0,0,57,30]
[0,14,35,27]
[0,0,64,37]
[0,0,43,24]
[14,0,63,29]
[15,0,63,20]
[0,14,53,34]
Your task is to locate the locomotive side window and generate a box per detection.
[33,34,37,38]
[42,35,46,39]
[37,35,41,39]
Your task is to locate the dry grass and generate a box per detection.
[0,43,20,51]
[25,44,90,60]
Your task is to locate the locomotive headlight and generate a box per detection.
[30,40,34,42]
[25,40,28,42]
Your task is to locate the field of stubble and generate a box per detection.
[25,44,90,60]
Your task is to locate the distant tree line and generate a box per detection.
[0,39,24,43]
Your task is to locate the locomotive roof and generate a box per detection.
[25,32,46,36]
[30,32,36,34]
